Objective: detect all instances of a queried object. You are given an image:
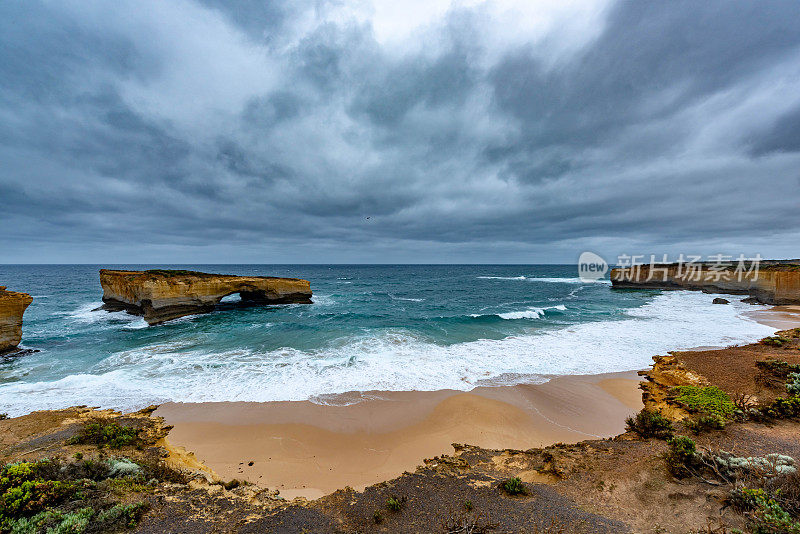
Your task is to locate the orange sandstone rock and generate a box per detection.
[0,286,33,354]
[99,269,312,325]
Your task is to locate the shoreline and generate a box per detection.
[154,302,800,500]
[155,370,643,499]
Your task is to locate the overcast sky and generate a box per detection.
[1,0,799,264]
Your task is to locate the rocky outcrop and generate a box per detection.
[0,286,33,354]
[610,261,800,304]
[100,269,312,325]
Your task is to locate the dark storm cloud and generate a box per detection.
[1,0,800,263]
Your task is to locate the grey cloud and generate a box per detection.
[1,0,800,263]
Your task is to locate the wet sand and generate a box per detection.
[156,371,642,499]
[746,304,800,330]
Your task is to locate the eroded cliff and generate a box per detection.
[0,286,33,354]
[610,261,800,304]
[100,269,312,325]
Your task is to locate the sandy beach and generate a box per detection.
[156,371,642,499]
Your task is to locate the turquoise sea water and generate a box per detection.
[0,264,776,416]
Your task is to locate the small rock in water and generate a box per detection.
[712,298,729,304]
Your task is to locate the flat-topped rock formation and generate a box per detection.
[0,286,33,354]
[100,269,313,325]
[610,260,800,304]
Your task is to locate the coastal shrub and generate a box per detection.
[762,336,792,348]
[625,409,674,439]
[671,386,736,419]
[385,495,404,512]
[500,477,528,496]
[95,502,149,529]
[730,487,800,534]
[221,479,242,491]
[69,420,139,449]
[0,413,8,420]
[757,359,800,378]
[762,396,800,419]
[665,436,700,478]
[766,471,800,516]
[144,269,202,277]
[787,373,800,396]
[0,458,152,533]
[0,460,76,523]
[684,414,726,435]
[711,452,797,480]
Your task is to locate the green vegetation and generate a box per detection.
[0,460,78,526]
[671,385,736,419]
[665,436,699,478]
[0,458,149,533]
[762,336,793,348]
[730,487,800,534]
[684,414,726,435]
[761,396,800,419]
[758,359,800,377]
[144,269,213,277]
[500,477,528,496]
[385,495,404,512]
[625,409,674,439]
[788,372,800,396]
[69,420,139,449]
[372,510,383,524]
[221,479,242,491]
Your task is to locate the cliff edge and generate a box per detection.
[610,261,800,304]
[0,286,33,354]
[100,269,312,325]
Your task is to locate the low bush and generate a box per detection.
[671,386,736,419]
[730,487,800,534]
[95,502,149,529]
[665,436,700,478]
[69,419,139,449]
[762,336,792,348]
[500,477,528,496]
[386,495,404,512]
[0,457,149,533]
[761,396,800,419]
[625,409,674,439]
[221,479,242,491]
[684,414,726,435]
[787,372,800,396]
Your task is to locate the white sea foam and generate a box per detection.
[474,304,567,320]
[477,276,610,284]
[0,291,776,415]
[57,302,143,325]
[526,277,611,284]
[389,294,425,302]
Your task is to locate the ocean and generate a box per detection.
[0,264,776,416]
